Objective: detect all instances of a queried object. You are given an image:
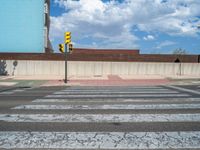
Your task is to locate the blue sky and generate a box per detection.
[50,0,200,54]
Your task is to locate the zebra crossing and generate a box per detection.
[0,85,200,149]
[197,85,200,92]
[0,87,30,95]
[0,89,25,95]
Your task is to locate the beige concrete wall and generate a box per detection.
[1,60,200,76]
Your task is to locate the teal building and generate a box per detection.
[0,0,52,53]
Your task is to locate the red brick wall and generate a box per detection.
[0,48,199,63]
[72,48,140,55]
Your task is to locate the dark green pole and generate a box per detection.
[65,43,68,83]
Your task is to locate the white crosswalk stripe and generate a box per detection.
[166,85,200,95]
[33,97,200,103]
[1,86,200,149]
[60,88,175,92]
[1,113,200,122]
[12,103,200,110]
[0,89,25,95]
[0,131,200,149]
[45,93,189,98]
[62,86,162,89]
[54,91,179,94]
[0,91,15,94]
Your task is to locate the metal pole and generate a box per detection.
[65,44,68,83]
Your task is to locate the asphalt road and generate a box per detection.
[0,84,200,149]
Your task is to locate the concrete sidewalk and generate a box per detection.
[5,74,199,80]
[42,75,170,86]
[1,74,199,86]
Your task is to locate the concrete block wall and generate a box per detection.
[0,60,200,76]
[181,63,200,75]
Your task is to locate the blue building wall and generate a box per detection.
[0,0,45,53]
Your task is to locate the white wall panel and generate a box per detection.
[1,60,200,77]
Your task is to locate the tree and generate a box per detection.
[172,48,187,55]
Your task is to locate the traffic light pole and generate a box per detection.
[65,44,68,83]
[63,31,71,84]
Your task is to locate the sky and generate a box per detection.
[50,0,200,54]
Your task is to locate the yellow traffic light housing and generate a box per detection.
[65,32,71,44]
[69,43,73,53]
[59,44,64,53]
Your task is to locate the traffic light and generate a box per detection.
[59,44,64,53]
[69,43,73,53]
[65,32,71,44]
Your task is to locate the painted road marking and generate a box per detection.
[33,98,200,103]
[0,131,200,149]
[45,94,189,98]
[166,85,200,95]
[1,113,200,122]
[64,86,162,90]
[0,82,17,86]
[0,89,26,95]
[54,91,179,95]
[61,89,174,92]
[12,103,200,110]
[0,91,14,95]
[12,89,25,92]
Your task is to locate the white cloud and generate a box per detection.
[156,41,176,49]
[143,35,155,41]
[134,0,200,36]
[50,0,200,49]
